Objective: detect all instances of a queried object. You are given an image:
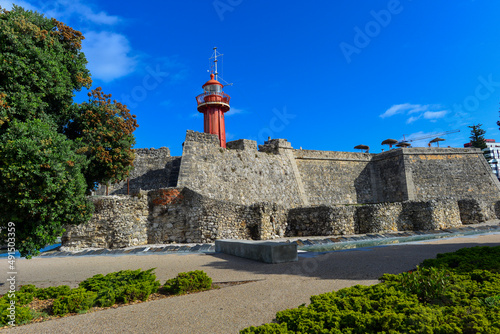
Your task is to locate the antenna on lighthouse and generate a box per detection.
[209,47,233,87]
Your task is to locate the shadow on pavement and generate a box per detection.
[201,239,500,281]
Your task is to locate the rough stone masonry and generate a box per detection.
[62,130,500,250]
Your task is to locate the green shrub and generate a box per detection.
[0,303,33,326]
[398,266,450,303]
[481,295,500,307]
[1,292,34,306]
[120,282,156,303]
[94,288,116,308]
[163,270,212,295]
[240,323,290,333]
[241,246,500,333]
[52,288,97,315]
[79,268,160,307]
[35,285,72,300]
[421,245,500,273]
[19,285,37,294]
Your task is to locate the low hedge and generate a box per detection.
[1,268,216,326]
[0,268,164,325]
[0,301,33,326]
[163,270,212,295]
[421,245,500,274]
[79,268,160,307]
[34,285,72,300]
[52,288,97,315]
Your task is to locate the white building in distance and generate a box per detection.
[464,139,500,180]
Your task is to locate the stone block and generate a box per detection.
[401,200,461,230]
[355,203,402,234]
[458,198,492,224]
[215,239,297,264]
[226,139,257,150]
[286,205,355,237]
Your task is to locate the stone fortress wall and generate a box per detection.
[62,130,500,250]
[178,130,500,207]
[94,147,180,195]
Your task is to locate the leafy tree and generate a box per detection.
[0,5,91,129]
[0,6,137,256]
[65,88,138,191]
[468,124,487,150]
[0,119,93,258]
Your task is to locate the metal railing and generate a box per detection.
[195,91,231,105]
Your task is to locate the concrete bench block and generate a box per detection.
[215,239,298,264]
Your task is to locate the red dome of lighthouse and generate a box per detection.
[202,73,223,89]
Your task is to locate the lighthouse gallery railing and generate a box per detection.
[195,91,231,106]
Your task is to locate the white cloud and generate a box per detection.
[83,31,136,82]
[381,103,450,124]
[380,104,412,118]
[0,0,37,11]
[380,103,426,118]
[423,110,447,120]
[406,115,422,124]
[43,0,119,25]
[2,1,120,25]
[407,104,430,114]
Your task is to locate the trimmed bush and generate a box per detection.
[421,245,500,273]
[163,270,212,295]
[19,285,37,294]
[0,302,33,326]
[391,266,450,303]
[79,268,160,307]
[121,282,155,303]
[52,288,97,315]
[240,323,290,333]
[94,288,116,308]
[35,285,72,300]
[1,292,34,306]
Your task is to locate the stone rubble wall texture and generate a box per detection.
[287,199,463,238]
[61,130,500,250]
[402,148,500,202]
[176,130,305,207]
[62,189,498,250]
[286,205,356,237]
[293,150,373,205]
[457,198,496,225]
[355,203,403,234]
[370,150,410,203]
[61,193,149,251]
[147,187,287,244]
[94,147,180,195]
[177,131,500,208]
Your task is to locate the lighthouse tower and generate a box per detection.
[195,48,231,148]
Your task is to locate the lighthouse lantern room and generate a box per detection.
[195,48,231,148]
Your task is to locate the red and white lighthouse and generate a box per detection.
[195,48,231,148]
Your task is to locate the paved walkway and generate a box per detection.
[1,232,500,333]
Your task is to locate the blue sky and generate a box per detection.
[2,0,500,156]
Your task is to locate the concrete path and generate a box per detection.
[2,233,500,333]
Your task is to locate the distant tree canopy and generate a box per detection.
[0,5,138,257]
[468,124,487,150]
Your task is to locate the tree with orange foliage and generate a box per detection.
[66,87,138,191]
